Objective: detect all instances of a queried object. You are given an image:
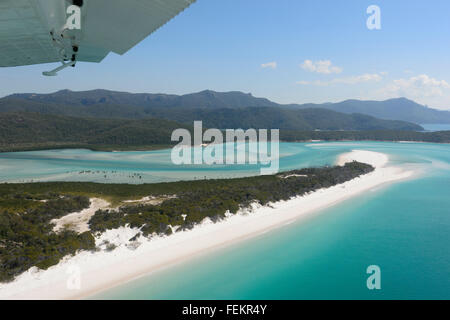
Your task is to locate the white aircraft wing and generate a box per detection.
[0,0,196,69]
[0,0,61,67]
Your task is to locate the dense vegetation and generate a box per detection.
[0,112,192,152]
[280,130,450,143]
[1,112,446,153]
[0,161,373,282]
[88,162,374,235]
[0,193,94,282]
[139,107,423,131]
[5,90,450,153]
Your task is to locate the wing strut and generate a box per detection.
[42,60,76,76]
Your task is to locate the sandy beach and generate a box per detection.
[0,150,415,300]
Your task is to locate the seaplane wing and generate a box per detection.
[0,0,196,74]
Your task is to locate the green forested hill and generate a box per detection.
[0,112,193,151]
[0,96,424,131]
[0,89,277,116]
[0,112,448,152]
[2,89,449,124]
[144,107,423,131]
[0,90,427,130]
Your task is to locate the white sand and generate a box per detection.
[51,198,110,234]
[122,195,176,206]
[0,150,414,300]
[281,174,308,179]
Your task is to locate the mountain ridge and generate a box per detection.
[1,89,449,128]
[2,89,449,124]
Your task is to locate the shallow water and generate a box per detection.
[0,142,344,183]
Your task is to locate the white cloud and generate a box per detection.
[300,60,343,74]
[261,61,277,69]
[382,74,450,98]
[297,73,384,86]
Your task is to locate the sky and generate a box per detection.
[1,0,450,109]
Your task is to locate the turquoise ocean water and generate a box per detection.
[421,124,450,132]
[1,142,449,299]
